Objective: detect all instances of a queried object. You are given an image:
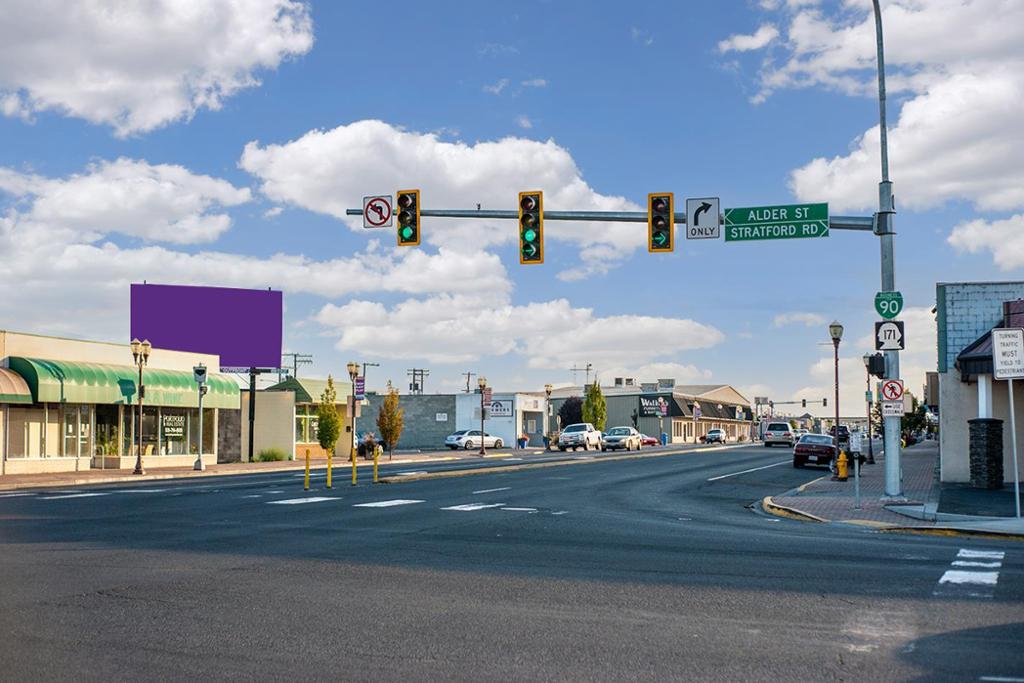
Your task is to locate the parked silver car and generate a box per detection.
[601,426,642,451]
[764,422,795,448]
[445,429,503,450]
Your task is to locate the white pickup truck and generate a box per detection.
[557,423,602,451]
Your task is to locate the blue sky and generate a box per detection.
[0,1,1020,415]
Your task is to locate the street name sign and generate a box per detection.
[362,195,393,228]
[875,320,905,351]
[881,379,904,402]
[875,291,903,320]
[993,328,1024,380]
[882,401,903,418]
[685,197,720,240]
[723,202,829,242]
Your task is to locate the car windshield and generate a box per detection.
[563,425,585,432]
[800,435,834,445]
[608,428,630,435]
[709,430,722,435]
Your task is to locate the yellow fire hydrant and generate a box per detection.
[836,450,848,481]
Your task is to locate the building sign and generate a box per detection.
[488,400,513,418]
[161,413,185,439]
[435,412,448,422]
[639,395,669,417]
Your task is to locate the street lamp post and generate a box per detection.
[346,361,359,464]
[544,383,553,450]
[862,353,876,465]
[478,376,487,456]
[130,338,151,475]
[829,321,844,451]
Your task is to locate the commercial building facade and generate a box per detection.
[0,330,240,475]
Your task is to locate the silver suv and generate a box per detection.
[558,423,602,451]
[764,422,795,448]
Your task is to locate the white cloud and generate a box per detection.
[773,312,826,328]
[735,1,1024,215]
[315,294,723,368]
[516,115,533,129]
[0,158,251,244]
[718,25,779,53]
[239,120,645,278]
[948,214,1024,269]
[630,27,654,47]
[0,0,313,137]
[521,78,547,88]
[483,78,510,95]
[263,206,284,219]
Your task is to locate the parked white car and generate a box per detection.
[558,423,602,451]
[445,429,503,450]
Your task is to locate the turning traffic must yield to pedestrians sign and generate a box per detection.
[993,328,1024,380]
[723,203,829,242]
[685,197,720,240]
[362,195,393,228]
[875,320,905,351]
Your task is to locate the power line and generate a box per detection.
[281,353,313,382]
[407,368,430,395]
[462,371,476,393]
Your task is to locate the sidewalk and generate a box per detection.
[764,440,1024,538]
[0,450,478,492]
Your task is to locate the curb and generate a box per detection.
[878,526,1024,542]
[379,443,760,484]
[760,495,828,523]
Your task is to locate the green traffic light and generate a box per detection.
[522,243,538,257]
[523,228,537,242]
[401,226,414,240]
[653,232,667,245]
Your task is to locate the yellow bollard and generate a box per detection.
[304,448,311,491]
[326,449,333,489]
[373,445,380,484]
[351,446,358,486]
[837,450,848,481]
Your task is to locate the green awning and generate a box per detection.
[7,357,240,409]
[0,367,32,404]
[266,377,351,405]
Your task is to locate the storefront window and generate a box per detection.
[95,405,120,458]
[7,405,43,458]
[141,406,158,456]
[187,408,215,455]
[44,404,60,456]
[161,408,187,455]
[295,405,319,443]
[79,405,93,457]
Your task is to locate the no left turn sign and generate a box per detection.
[881,379,904,402]
[363,195,393,228]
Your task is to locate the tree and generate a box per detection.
[582,381,607,431]
[317,375,341,458]
[901,397,927,440]
[558,396,583,428]
[376,382,404,458]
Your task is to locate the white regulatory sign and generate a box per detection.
[993,328,1024,380]
[882,401,904,417]
[362,195,393,229]
[685,197,721,240]
[880,379,904,402]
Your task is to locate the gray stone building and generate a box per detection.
[362,392,457,451]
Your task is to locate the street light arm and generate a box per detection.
[872,0,889,184]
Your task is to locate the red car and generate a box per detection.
[792,434,837,468]
[639,434,660,447]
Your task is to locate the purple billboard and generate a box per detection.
[130,284,282,370]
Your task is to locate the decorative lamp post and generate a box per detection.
[130,338,151,475]
[544,383,553,450]
[346,361,359,465]
[478,376,487,456]
[862,353,876,465]
[829,321,844,449]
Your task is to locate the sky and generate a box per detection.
[0,0,1021,417]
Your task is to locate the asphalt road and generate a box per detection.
[1,444,1021,681]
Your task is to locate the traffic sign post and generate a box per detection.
[362,195,393,229]
[685,197,720,240]
[875,320,905,351]
[875,291,903,319]
[723,203,829,242]
[993,328,1024,518]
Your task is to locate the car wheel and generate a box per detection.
[494,439,503,448]
[464,440,474,449]
[637,441,642,450]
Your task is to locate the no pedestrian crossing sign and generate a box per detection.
[992,328,1024,380]
[881,379,904,402]
[723,203,829,242]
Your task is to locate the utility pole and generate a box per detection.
[462,371,476,393]
[872,0,902,498]
[570,363,593,386]
[281,353,313,382]
[407,368,430,395]
[362,362,380,389]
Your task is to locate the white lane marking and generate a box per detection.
[265,489,284,494]
[939,570,999,586]
[502,458,523,461]
[115,489,166,493]
[267,497,341,505]
[441,503,506,511]
[41,492,110,500]
[958,549,1005,560]
[241,494,262,499]
[395,471,427,476]
[952,560,1002,568]
[551,511,569,515]
[0,492,36,498]
[706,460,789,481]
[501,507,537,512]
[473,487,511,494]
[980,677,1024,682]
[352,499,424,508]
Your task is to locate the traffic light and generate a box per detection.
[518,191,544,264]
[867,352,886,378]
[396,189,420,246]
[648,192,674,252]
[802,399,807,408]
[822,397,827,407]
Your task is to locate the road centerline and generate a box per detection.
[706,460,790,481]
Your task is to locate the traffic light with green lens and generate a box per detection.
[518,191,544,264]
[648,192,674,252]
[396,189,420,246]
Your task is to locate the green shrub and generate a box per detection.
[257,448,288,462]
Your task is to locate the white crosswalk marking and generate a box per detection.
[352,499,424,508]
[268,497,341,505]
[958,549,1005,560]
[939,570,999,586]
[395,471,427,476]
[41,492,109,500]
[934,548,1005,599]
[441,503,506,511]
[952,560,1002,568]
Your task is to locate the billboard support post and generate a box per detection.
[248,368,257,463]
